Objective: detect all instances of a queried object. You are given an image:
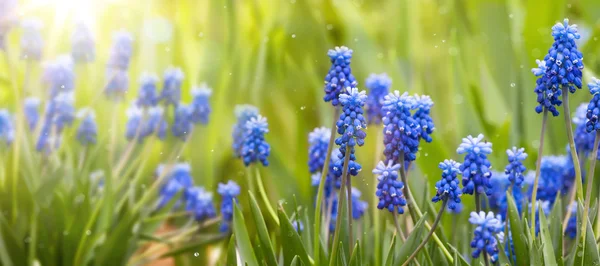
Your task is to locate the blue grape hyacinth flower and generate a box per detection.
[137,73,159,107]
[172,104,193,141]
[190,84,212,125]
[469,211,502,263]
[565,202,577,239]
[242,115,271,166]
[332,87,367,177]
[351,187,368,219]
[413,94,435,143]
[0,109,14,146]
[311,149,340,199]
[157,163,194,208]
[505,147,527,187]
[365,73,391,125]
[323,46,357,106]
[218,180,241,232]
[125,103,143,140]
[143,106,167,140]
[585,77,600,132]
[185,187,217,222]
[308,127,331,174]
[457,134,493,196]
[382,91,421,163]
[527,156,567,204]
[160,67,184,106]
[51,92,76,133]
[232,105,259,157]
[24,97,40,130]
[76,109,97,145]
[107,30,133,70]
[373,160,406,214]
[532,59,561,116]
[20,19,43,61]
[43,55,75,97]
[432,159,462,210]
[104,69,129,99]
[71,22,95,63]
[573,103,595,157]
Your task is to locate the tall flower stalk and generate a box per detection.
[582,78,600,237]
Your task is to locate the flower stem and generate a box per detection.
[398,151,418,226]
[582,131,599,241]
[346,170,353,254]
[475,193,490,266]
[402,199,447,266]
[531,108,548,239]
[329,144,351,266]
[373,129,383,266]
[313,107,339,265]
[255,166,279,226]
[561,88,585,239]
[393,212,406,241]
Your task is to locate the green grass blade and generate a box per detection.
[277,206,312,266]
[384,234,396,266]
[583,216,600,266]
[232,202,259,266]
[397,212,428,264]
[227,234,237,266]
[507,192,530,266]
[248,192,278,266]
[539,205,557,266]
[349,241,359,266]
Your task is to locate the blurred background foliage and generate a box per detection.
[1,0,600,263]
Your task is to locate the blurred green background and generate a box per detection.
[2,0,600,233]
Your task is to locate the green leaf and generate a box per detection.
[227,234,236,266]
[349,241,360,266]
[397,213,428,264]
[338,243,348,266]
[448,244,470,266]
[495,235,511,265]
[583,216,600,266]
[384,234,396,266]
[159,234,228,258]
[549,196,564,266]
[232,202,259,266]
[248,192,278,266]
[290,255,300,266]
[539,206,558,266]
[507,192,530,266]
[574,202,585,266]
[277,206,312,266]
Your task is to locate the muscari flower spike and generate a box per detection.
[137,73,160,107]
[76,109,97,145]
[311,149,340,199]
[107,30,133,70]
[373,160,406,214]
[505,147,527,187]
[172,104,193,141]
[160,67,184,106]
[218,180,241,232]
[585,77,600,132]
[432,159,462,210]
[351,187,368,219]
[532,59,561,116]
[185,187,217,222]
[469,211,502,263]
[365,73,391,125]
[0,109,14,146]
[527,155,567,204]
[533,19,584,116]
[190,84,212,125]
[457,134,493,196]
[24,97,40,130]
[242,115,271,166]
[382,91,421,163]
[308,127,331,174]
[71,22,95,63]
[490,171,525,220]
[51,92,76,133]
[157,163,194,208]
[125,103,143,140]
[43,55,75,97]
[143,106,167,140]
[232,105,259,157]
[565,202,577,239]
[20,19,43,61]
[574,103,596,157]
[413,94,435,143]
[332,87,367,177]
[323,46,357,106]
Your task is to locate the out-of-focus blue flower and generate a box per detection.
[190,84,212,124]
[351,187,368,219]
[323,46,357,106]
[76,109,97,145]
[527,155,567,204]
[185,187,217,222]
[574,103,596,157]
[413,94,435,143]
[0,0,18,50]
[374,160,406,214]
[382,91,420,163]
[43,55,75,97]
[172,104,193,140]
[24,97,40,130]
[137,73,159,107]
[333,87,367,177]
[311,149,340,199]
[432,159,462,210]
[308,127,331,174]
[0,110,14,146]
[158,163,194,208]
[447,201,463,214]
[160,67,184,106]
[20,19,43,60]
[528,200,551,234]
[143,106,167,140]
[36,122,59,153]
[242,115,270,166]
[532,59,561,116]
[107,30,133,70]
[218,180,241,232]
[586,77,600,132]
[125,103,143,140]
[292,219,304,233]
[71,22,95,63]
[505,147,527,187]
[490,171,525,219]
[52,92,76,133]
[469,211,502,263]
[457,134,493,196]
[565,203,577,239]
[232,104,259,157]
[365,73,391,125]
[104,69,129,99]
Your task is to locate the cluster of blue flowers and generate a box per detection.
[308,127,339,198]
[527,155,569,204]
[432,160,462,210]
[332,87,367,177]
[105,30,133,98]
[241,116,271,166]
[585,77,600,132]
[573,103,596,158]
[373,160,406,214]
[218,180,241,232]
[71,22,95,63]
[0,110,14,146]
[457,134,493,195]
[469,211,503,263]
[76,109,97,145]
[365,73,391,125]
[232,105,259,157]
[20,19,44,61]
[350,188,368,219]
[505,147,527,187]
[532,19,584,116]
[323,46,357,106]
